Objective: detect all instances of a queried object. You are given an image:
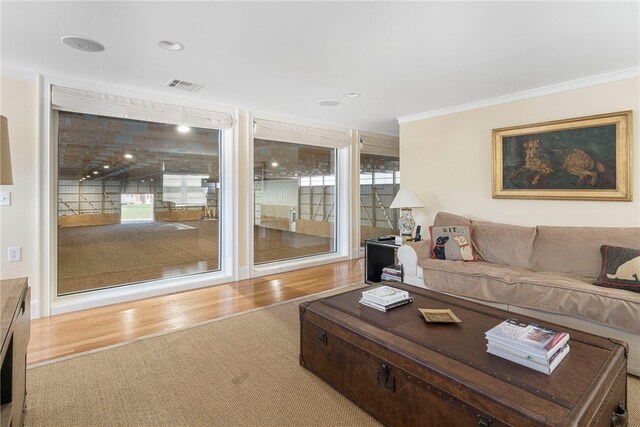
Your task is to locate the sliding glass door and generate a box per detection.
[56,111,221,295]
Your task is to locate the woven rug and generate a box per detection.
[26,286,639,426]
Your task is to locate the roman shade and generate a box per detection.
[51,86,233,130]
[360,132,399,157]
[253,118,351,149]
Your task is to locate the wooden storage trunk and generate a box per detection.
[299,284,628,426]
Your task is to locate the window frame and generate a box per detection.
[39,76,238,316]
[248,113,352,277]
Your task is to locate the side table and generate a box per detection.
[364,238,401,284]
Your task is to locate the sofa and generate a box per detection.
[398,212,640,376]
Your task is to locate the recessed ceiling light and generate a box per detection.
[177,125,191,133]
[103,165,110,169]
[317,99,340,107]
[343,92,360,98]
[272,162,278,167]
[150,179,154,182]
[124,153,133,159]
[92,171,99,175]
[158,40,184,51]
[61,36,105,52]
[86,175,91,178]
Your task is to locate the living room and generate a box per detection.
[1,2,639,426]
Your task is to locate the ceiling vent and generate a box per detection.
[165,79,204,92]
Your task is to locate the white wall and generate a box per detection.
[400,77,640,228]
[0,76,40,313]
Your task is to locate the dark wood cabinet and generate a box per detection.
[364,239,401,284]
[1,278,30,427]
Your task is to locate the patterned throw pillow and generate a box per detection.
[429,225,477,261]
[594,245,640,293]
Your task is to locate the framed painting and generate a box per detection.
[493,111,632,201]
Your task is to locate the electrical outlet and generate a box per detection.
[8,247,21,262]
[0,191,10,206]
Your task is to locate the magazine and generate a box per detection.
[485,318,569,360]
[361,286,409,306]
[359,297,413,312]
[487,342,570,375]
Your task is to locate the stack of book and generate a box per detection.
[485,318,570,375]
[359,285,413,312]
[381,264,402,282]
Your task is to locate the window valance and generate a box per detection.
[253,118,351,148]
[52,86,233,130]
[360,132,399,157]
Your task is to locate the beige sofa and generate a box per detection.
[398,212,640,375]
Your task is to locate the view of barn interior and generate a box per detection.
[57,111,399,295]
[57,112,221,295]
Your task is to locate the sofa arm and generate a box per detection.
[398,239,431,279]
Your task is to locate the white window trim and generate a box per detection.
[38,75,238,317]
[249,113,352,277]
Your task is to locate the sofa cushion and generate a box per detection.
[594,245,640,293]
[429,225,476,261]
[471,220,536,270]
[418,258,640,335]
[531,226,640,278]
[433,212,471,227]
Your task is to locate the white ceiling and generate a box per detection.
[2,1,639,136]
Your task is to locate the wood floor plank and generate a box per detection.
[28,259,364,365]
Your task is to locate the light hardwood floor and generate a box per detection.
[28,259,364,366]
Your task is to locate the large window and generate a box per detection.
[359,134,400,247]
[253,139,337,264]
[56,111,221,295]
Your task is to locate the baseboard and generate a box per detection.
[253,253,348,277]
[237,266,251,280]
[31,299,40,319]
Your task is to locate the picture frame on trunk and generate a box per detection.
[492,111,632,201]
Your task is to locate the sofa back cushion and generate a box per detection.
[471,220,537,269]
[433,212,471,227]
[532,226,640,278]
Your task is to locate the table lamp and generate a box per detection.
[389,189,424,236]
[1,115,13,185]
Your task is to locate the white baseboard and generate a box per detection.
[30,299,40,319]
[49,272,233,316]
[237,266,251,280]
[253,253,348,278]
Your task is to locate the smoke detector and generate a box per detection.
[166,79,204,92]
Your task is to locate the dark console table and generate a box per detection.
[364,238,401,284]
[1,278,30,427]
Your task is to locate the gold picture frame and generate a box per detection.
[493,111,632,201]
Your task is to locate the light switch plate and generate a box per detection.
[0,191,10,206]
[8,247,21,262]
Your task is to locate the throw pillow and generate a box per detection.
[594,245,640,293]
[429,225,477,261]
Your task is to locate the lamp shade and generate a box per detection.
[389,189,424,209]
[0,115,13,185]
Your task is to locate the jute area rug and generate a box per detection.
[26,285,640,427]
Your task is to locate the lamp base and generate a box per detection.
[398,209,415,236]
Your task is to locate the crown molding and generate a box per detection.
[397,67,640,125]
[1,68,39,82]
